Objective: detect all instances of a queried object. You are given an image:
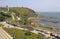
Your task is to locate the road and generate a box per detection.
[0,22,60,39]
[0,27,13,39]
[1,22,51,37]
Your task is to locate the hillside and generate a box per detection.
[9,7,37,17]
[0,7,37,25]
[0,7,37,17]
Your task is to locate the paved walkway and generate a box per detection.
[0,27,13,39]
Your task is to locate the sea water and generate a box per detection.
[36,12,60,33]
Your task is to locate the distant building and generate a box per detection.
[6,5,9,12]
[0,5,9,13]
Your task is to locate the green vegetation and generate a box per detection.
[0,13,5,21]
[38,16,46,18]
[0,12,11,21]
[20,15,28,25]
[9,7,37,17]
[9,7,37,25]
[0,23,4,27]
[0,7,7,11]
[0,7,37,24]
[4,28,45,39]
[39,26,56,32]
[0,7,52,39]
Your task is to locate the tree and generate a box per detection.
[0,13,5,21]
[0,12,11,21]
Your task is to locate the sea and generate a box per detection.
[36,12,60,33]
[37,12,60,17]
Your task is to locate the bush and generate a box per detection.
[0,23,4,27]
[0,12,11,21]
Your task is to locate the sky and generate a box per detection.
[0,0,60,12]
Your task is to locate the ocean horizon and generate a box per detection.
[36,12,60,17]
[36,12,60,33]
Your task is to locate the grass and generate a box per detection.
[0,23,4,27]
[3,28,45,39]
